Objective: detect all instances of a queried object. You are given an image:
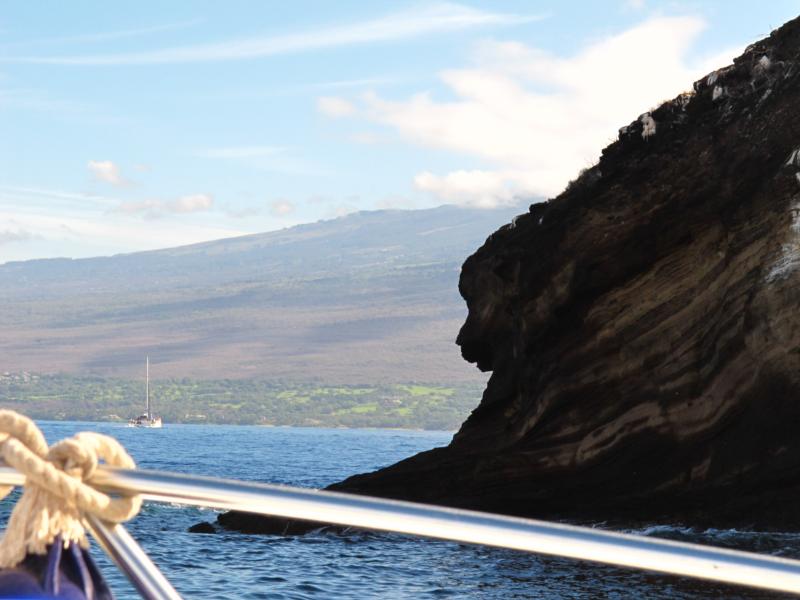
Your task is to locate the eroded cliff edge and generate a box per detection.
[220,16,800,532]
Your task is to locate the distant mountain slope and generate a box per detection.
[0,204,526,382]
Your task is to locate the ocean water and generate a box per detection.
[1,421,796,599]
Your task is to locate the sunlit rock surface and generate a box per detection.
[221,16,800,530]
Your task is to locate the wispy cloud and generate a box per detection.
[623,0,646,10]
[196,145,328,176]
[0,208,245,262]
[88,160,129,186]
[2,19,203,48]
[322,16,741,207]
[270,200,295,217]
[2,184,212,220]
[194,77,398,103]
[0,88,84,112]
[317,96,356,117]
[0,88,129,123]
[304,77,396,91]
[116,193,214,218]
[414,170,520,208]
[171,193,214,213]
[196,146,284,159]
[0,185,242,262]
[2,3,541,66]
[0,185,120,208]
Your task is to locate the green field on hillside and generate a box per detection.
[0,373,483,430]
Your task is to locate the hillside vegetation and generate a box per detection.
[0,373,482,430]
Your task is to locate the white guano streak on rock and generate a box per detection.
[786,148,800,167]
[641,114,656,140]
[766,199,800,282]
[677,92,693,109]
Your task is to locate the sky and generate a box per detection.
[1,0,799,263]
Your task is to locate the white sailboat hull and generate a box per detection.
[129,357,163,428]
[128,417,162,428]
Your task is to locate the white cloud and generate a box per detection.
[0,208,245,263]
[171,193,213,213]
[87,160,127,186]
[114,199,160,216]
[415,170,521,208]
[116,194,214,217]
[327,16,739,207]
[270,200,295,216]
[3,4,542,66]
[317,96,356,118]
[0,186,243,262]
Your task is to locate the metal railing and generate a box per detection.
[1,464,800,599]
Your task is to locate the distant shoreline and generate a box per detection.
[1,373,478,431]
[30,417,457,434]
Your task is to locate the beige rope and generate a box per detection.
[0,410,142,567]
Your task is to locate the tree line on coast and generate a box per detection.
[0,373,482,430]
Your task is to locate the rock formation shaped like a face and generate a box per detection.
[328,16,800,526]
[450,21,800,517]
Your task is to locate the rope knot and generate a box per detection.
[0,410,142,567]
[48,438,97,480]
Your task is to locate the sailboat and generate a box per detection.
[128,356,162,428]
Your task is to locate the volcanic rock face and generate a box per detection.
[327,17,800,525]
[217,17,800,532]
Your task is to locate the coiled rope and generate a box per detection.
[0,410,141,567]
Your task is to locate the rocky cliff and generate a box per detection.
[220,16,800,532]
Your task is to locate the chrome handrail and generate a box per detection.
[2,465,800,596]
[84,515,182,600]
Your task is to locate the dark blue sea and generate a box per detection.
[2,422,796,599]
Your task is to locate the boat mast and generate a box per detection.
[145,356,150,420]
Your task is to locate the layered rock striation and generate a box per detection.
[220,16,800,531]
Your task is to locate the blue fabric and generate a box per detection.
[0,536,113,599]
